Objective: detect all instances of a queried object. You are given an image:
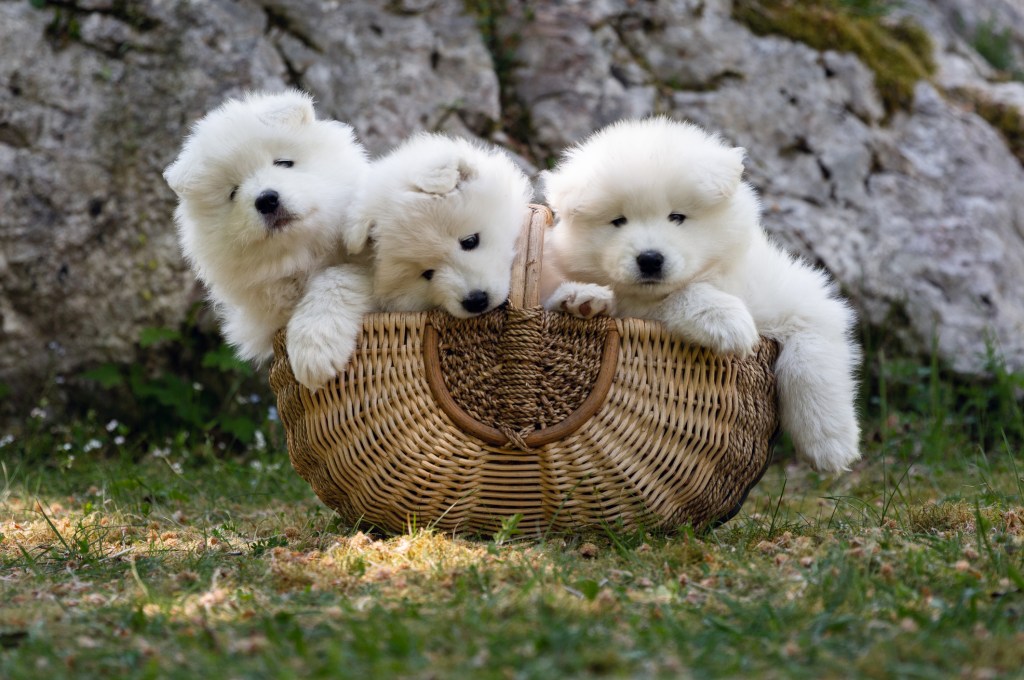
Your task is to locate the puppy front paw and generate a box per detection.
[545,282,615,319]
[286,319,361,390]
[701,306,759,358]
[668,294,758,358]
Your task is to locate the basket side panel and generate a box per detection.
[535,320,780,531]
[273,316,493,532]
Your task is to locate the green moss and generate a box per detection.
[732,0,936,116]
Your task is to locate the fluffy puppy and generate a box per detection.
[347,132,532,318]
[163,89,370,383]
[542,117,861,474]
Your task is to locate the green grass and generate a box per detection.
[2,350,1023,679]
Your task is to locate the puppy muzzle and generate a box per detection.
[635,250,665,283]
[255,189,294,230]
[461,290,490,315]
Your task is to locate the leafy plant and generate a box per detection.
[81,309,271,447]
[971,20,1018,75]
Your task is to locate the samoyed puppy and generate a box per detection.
[541,117,861,474]
[163,89,370,386]
[346,132,532,318]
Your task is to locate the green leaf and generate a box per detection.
[218,416,258,444]
[139,327,182,348]
[201,344,252,376]
[575,579,601,601]
[82,364,124,389]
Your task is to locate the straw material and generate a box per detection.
[269,205,780,535]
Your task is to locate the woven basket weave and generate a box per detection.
[269,205,780,535]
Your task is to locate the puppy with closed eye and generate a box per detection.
[350,132,533,318]
[164,89,370,384]
[541,117,861,474]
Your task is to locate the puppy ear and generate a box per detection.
[411,156,477,195]
[344,218,375,255]
[696,146,745,203]
[541,168,582,218]
[256,91,316,128]
[163,153,196,196]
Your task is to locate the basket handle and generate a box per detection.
[422,204,620,449]
[508,204,551,309]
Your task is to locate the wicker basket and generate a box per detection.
[269,205,780,535]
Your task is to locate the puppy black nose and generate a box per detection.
[636,250,664,277]
[461,290,490,314]
[255,190,280,215]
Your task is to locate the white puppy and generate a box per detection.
[542,117,861,474]
[348,132,533,318]
[163,89,370,384]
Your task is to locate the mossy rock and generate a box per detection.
[732,0,936,116]
[951,88,1024,165]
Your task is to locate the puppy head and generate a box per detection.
[164,89,368,283]
[358,133,532,317]
[544,116,757,298]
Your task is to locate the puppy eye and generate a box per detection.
[273,159,294,168]
[421,269,435,281]
[669,213,687,224]
[229,186,238,201]
[610,216,627,227]
[459,233,480,251]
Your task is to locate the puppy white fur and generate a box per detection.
[348,132,532,319]
[163,89,370,387]
[542,117,861,474]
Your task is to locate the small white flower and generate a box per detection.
[249,393,261,404]
[83,439,102,452]
[62,442,73,451]
[0,434,14,448]
[267,406,279,422]
[253,430,267,451]
[114,436,126,446]
[250,460,264,471]
[170,461,184,475]
[105,419,119,432]
[30,407,47,420]
[192,382,203,392]
[151,447,170,459]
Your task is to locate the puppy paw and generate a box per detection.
[706,308,759,358]
[661,284,758,358]
[545,282,615,319]
[684,303,758,358]
[286,314,362,390]
[802,435,862,475]
[286,327,359,391]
